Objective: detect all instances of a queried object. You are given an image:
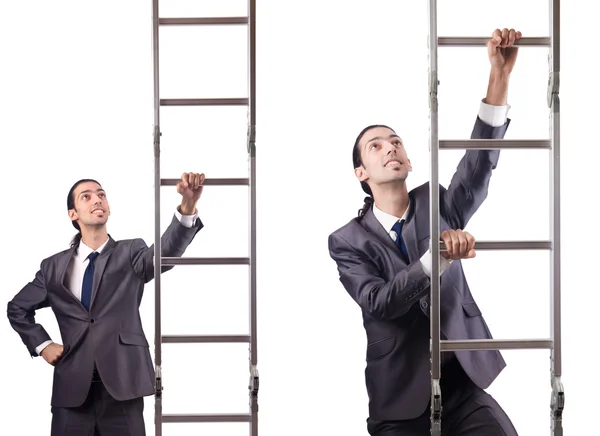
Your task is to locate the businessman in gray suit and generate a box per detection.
[7,171,205,435]
[328,28,522,435]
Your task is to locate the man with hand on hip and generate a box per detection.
[7,172,206,436]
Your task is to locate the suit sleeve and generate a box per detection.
[329,232,431,320]
[7,263,52,357]
[441,116,509,229]
[131,213,203,283]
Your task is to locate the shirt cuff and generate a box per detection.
[36,340,53,356]
[175,206,198,229]
[479,98,510,127]
[419,250,454,277]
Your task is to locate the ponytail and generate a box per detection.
[70,232,82,248]
[358,196,374,217]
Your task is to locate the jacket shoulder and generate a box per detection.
[329,216,364,241]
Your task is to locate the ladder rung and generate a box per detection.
[160,178,249,186]
[160,98,248,106]
[159,17,248,26]
[162,413,251,423]
[161,257,250,266]
[439,241,551,250]
[438,37,550,47]
[441,339,552,351]
[162,335,250,344]
[440,139,551,150]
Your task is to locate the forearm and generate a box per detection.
[485,69,510,106]
[7,301,52,357]
[7,269,53,356]
[131,213,203,282]
[349,262,431,320]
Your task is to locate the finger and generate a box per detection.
[465,232,476,252]
[199,173,206,185]
[501,28,509,46]
[467,248,476,258]
[515,30,522,40]
[441,231,451,256]
[457,231,467,256]
[440,230,450,254]
[179,173,189,189]
[449,231,459,257]
[508,28,516,46]
[488,32,502,57]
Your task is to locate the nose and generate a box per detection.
[383,140,396,155]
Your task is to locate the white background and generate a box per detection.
[0,0,595,435]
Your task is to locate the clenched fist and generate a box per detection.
[488,28,522,74]
[41,343,64,366]
[440,229,476,260]
[177,172,205,200]
[177,172,205,215]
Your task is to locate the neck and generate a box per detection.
[80,226,109,250]
[372,182,409,218]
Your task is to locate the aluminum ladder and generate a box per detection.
[150,0,258,435]
[426,0,563,434]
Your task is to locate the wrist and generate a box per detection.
[179,201,197,216]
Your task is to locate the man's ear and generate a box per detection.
[407,158,412,171]
[355,166,369,182]
[68,209,78,222]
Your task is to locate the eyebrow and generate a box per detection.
[79,189,105,197]
[364,134,402,148]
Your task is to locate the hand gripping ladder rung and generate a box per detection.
[427,1,563,434]
[151,1,258,435]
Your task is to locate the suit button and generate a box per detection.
[421,301,429,309]
[90,319,95,324]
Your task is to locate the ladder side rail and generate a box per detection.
[247,0,259,435]
[151,0,163,435]
[427,1,442,435]
[549,0,563,434]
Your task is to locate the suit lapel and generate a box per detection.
[58,246,87,310]
[362,208,408,264]
[401,196,420,262]
[89,236,117,310]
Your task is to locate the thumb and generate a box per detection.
[488,35,502,57]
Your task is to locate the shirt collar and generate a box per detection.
[76,237,109,262]
[372,199,410,232]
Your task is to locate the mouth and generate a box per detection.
[92,208,105,215]
[384,158,403,167]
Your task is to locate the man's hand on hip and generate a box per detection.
[440,229,476,260]
[41,343,64,366]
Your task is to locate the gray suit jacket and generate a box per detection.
[328,116,509,421]
[7,214,202,408]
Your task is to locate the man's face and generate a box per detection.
[68,181,110,229]
[355,126,412,189]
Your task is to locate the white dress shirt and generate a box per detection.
[35,206,198,355]
[371,99,509,278]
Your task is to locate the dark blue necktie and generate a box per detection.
[391,220,409,262]
[81,252,99,311]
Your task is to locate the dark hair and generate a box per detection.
[67,178,101,247]
[352,124,395,217]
